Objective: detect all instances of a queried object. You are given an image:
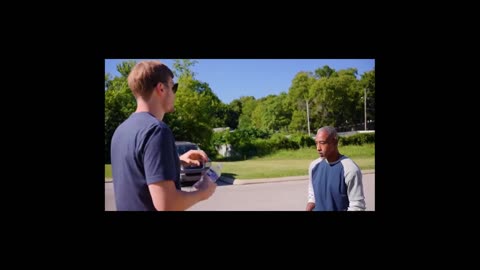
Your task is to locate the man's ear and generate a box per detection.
[154,83,164,95]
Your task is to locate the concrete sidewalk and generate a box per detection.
[105,170,374,185]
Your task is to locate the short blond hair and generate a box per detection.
[127,60,174,99]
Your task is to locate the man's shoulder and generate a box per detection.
[309,157,324,169]
[340,156,361,173]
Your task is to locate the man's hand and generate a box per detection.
[180,150,208,167]
[306,202,315,211]
[193,177,216,200]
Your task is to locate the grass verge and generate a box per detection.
[105,143,374,180]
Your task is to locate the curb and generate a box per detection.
[105,170,375,185]
[219,169,375,185]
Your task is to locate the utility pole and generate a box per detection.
[364,88,367,130]
[306,99,311,136]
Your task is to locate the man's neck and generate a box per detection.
[135,100,165,121]
[326,152,341,163]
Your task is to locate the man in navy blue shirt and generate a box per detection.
[306,126,366,211]
[111,60,216,211]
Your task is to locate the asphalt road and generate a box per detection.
[105,173,374,211]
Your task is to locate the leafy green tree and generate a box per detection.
[224,99,242,129]
[309,67,360,131]
[164,74,213,148]
[163,60,225,155]
[273,92,292,132]
[360,68,375,128]
[287,72,316,132]
[117,61,137,77]
[104,60,137,163]
[172,59,198,78]
[314,65,336,79]
[197,83,225,127]
[237,96,257,129]
[337,68,358,77]
[289,110,308,133]
[105,73,112,90]
[251,93,291,132]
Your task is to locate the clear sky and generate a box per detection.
[105,59,375,104]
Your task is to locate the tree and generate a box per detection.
[314,65,336,79]
[309,68,360,131]
[117,61,137,77]
[104,61,137,163]
[273,92,292,132]
[164,74,213,148]
[251,93,291,132]
[237,96,257,129]
[163,60,225,155]
[360,68,375,129]
[105,73,111,90]
[197,82,225,127]
[224,99,242,129]
[289,110,308,133]
[287,72,315,133]
[172,59,198,78]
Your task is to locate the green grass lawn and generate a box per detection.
[105,164,112,179]
[105,143,374,180]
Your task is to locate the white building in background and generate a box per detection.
[213,127,234,157]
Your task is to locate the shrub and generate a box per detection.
[290,133,315,148]
[339,132,375,146]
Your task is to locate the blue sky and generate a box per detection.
[105,59,375,104]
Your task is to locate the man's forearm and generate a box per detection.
[170,189,207,211]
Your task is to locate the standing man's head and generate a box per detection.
[127,60,178,118]
[315,126,340,161]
